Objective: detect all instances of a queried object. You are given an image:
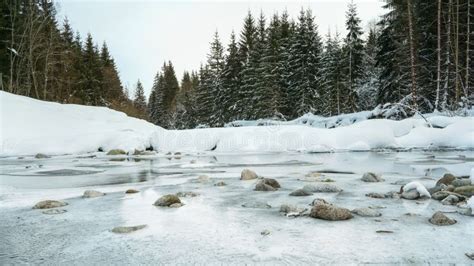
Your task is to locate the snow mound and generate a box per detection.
[403,181,431,198]
[1,91,473,156]
[0,91,158,156]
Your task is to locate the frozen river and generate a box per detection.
[1,151,473,264]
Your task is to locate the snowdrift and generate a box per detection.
[1,91,473,156]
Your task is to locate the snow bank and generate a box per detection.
[0,91,157,156]
[1,91,473,156]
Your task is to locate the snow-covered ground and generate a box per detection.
[1,92,474,263]
[1,91,473,157]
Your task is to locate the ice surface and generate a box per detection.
[1,151,473,264]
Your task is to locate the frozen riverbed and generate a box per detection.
[1,151,473,264]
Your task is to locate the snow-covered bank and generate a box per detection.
[0,91,157,156]
[1,91,473,156]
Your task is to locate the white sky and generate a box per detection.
[55,0,385,97]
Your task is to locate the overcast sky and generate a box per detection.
[55,0,385,97]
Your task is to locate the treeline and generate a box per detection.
[0,0,147,119]
[148,0,473,129]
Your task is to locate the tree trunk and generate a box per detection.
[442,0,452,110]
[466,0,471,98]
[435,0,442,110]
[454,0,460,103]
[406,0,418,109]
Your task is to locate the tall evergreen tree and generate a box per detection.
[342,1,364,112]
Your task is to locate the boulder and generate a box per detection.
[125,189,139,194]
[279,204,301,214]
[453,186,474,197]
[401,190,420,200]
[154,194,181,207]
[241,169,258,180]
[309,201,353,221]
[428,184,448,195]
[197,175,210,183]
[435,173,456,186]
[242,201,271,209]
[351,207,382,217]
[401,182,431,199]
[33,200,68,209]
[310,198,330,206]
[255,178,280,191]
[111,224,147,234]
[441,195,459,205]
[289,189,313,196]
[169,203,184,208]
[466,253,474,260]
[366,192,386,199]
[83,190,105,198]
[302,184,342,193]
[261,229,271,236]
[361,172,384,182]
[106,149,126,155]
[42,209,67,215]
[214,181,227,186]
[175,191,199,197]
[429,211,456,226]
[34,153,50,159]
[451,179,472,187]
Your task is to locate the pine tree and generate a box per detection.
[235,11,258,119]
[286,9,323,118]
[342,1,364,112]
[81,33,103,105]
[358,25,380,110]
[133,79,147,116]
[206,31,225,125]
[320,31,344,116]
[222,31,242,122]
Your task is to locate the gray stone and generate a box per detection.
[454,186,474,197]
[34,153,50,159]
[197,175,210,183]
[240,169,258,180]
[310,198,330,206]
[175,191,199,197]
[441,195,459,205]
[361,172,384,182]
[302,184,342,193]
[429,211,456,226]
[33,200,68,209]
[125,189,139,194]
[309,201,353,221]
[83,190,105,198]
[366,192,386,199]
[435,173,456,186]
[242,201,271,209]
[351,207,382,217]
[279,204,307,217]
[106,149,126,155]
[401,190,420,200]
[169,203,184,208]
[111,224,147,234]
[428,184,448,195]
[154,194,181,207]
[255,178,280,191]
[214,181,227,186]
[261,229,271,236]
[466,253,474,260]
[42,209,67,215]
[451,179,472,187]
[289,189,313,196]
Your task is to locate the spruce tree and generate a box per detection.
[342,1,364,113]
[133,79,147,116]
